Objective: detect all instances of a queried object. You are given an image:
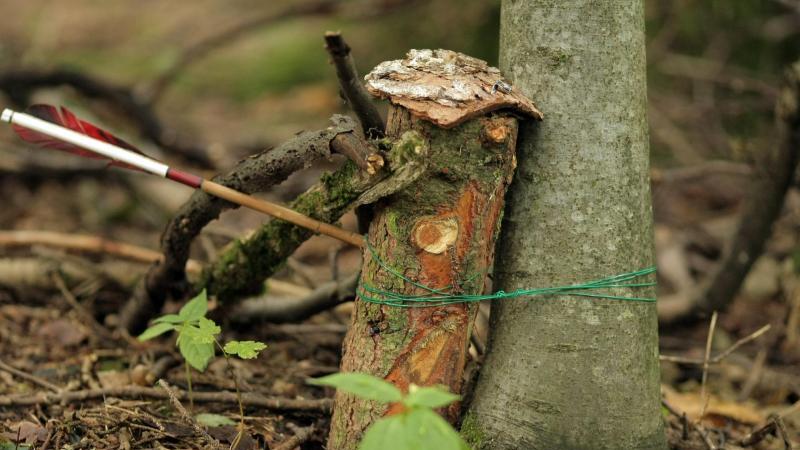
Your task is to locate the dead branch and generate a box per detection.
[0,230,202,274]
[123,121,429,333]
[325,32,385,138]
[740,410,797,449]
[0,385,333,412]
[0,358,62,393]
[230,271,358,323]
[198,128,427,304]
[668,61,800,322]
[117,115,365,333]
[0,256,132,293]
[0,68,214,169]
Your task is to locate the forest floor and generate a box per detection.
[0,155,798,449]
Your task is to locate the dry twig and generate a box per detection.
[0,358,62,393]
[0,385,333,412]
[699,312,718,421]
[231,271,358,323]
[662,397,720,450]
[0,230,202,273]
[157,379,224,450]
[274,423,317,450]
[324,31,385,138]
[660,324,772,365]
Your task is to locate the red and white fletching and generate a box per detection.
[1,105,203,188]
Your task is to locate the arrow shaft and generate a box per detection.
[2,108,365,248]
[202,181,364,247]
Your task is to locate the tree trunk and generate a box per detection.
[327,106,519,449]
[464,1,667,450]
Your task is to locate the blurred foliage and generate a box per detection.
[0,0,797,167]
[646,0,800,165]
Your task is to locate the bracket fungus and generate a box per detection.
[365,49,542,128]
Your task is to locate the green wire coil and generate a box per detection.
[358,238,657,308]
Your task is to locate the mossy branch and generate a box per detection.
[201,131,429,302]
[119,115,363,333]
[119,122,427,333]
[200,160,365,300]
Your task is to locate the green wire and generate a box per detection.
[359,237,657,308]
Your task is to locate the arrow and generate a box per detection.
[2,105,365,248]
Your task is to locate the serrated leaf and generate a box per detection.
[138,322,177,341]
[197,317,221,339]
[180,318,220,345]
[308,373,402,403]
[358,415,409,450]
[179,336,215,371]
[195,413,236,427]
[224,340,267,359]
[178,290,208,322]
[403,384,460,409]
[153,314,183,324]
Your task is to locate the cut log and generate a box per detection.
[327,104,521,448]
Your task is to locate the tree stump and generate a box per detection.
[327,49,541,449]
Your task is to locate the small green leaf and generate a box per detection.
[195,413,236,427]
[309,373,402,403]
[358,415,409,450]
[152,314,183,324]
[404,408,469,450]
[224,340,267,359]
[138,322,177,341]
[180,318,220,345]
[178,290,208,322]
[403,384,460,409]
[197,317,221,339]
[179,336,215,371]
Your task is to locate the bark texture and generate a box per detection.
[464,2,667,449]
[328,107,518,449]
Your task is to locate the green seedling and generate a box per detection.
[139,289,267,448]
[309,373,469,450]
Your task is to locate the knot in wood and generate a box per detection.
[366,153,385,175]
[483,120,511,144]
[412,217,458,254]
[365,49,542,128]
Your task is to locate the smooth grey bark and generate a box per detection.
[464,1,667,450]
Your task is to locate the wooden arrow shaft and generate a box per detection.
[2,107,365,248]
[202,180,365,248]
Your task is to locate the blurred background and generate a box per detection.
[0,0,799,447]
